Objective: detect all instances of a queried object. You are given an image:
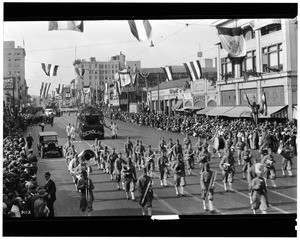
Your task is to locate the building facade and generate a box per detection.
[213,18,297,120]
[3,41,28,109]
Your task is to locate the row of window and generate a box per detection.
[88,69,118,75]
[6,70,21,76]
[88,75,111,80]
[7,52,21,56]
[7,58,22,62]
[221,43,283,78]
[81,63,119,69]
[243,23,281,41]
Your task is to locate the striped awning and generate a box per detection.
[196,107,216,115]
[266,106,288,118]
[205,106,235,116]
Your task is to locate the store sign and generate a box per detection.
[120,99,127,105]
[3,78,14,89]
[194,81,205,93]
[183,92,193,100]
[130,103,138,113]
[169,88,179,95]
[110,99,119,106]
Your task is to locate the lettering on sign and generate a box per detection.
[82,130,103,137]
[169,88,178,95]
[3,78,14,89]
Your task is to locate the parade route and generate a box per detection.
[28,113,297,217]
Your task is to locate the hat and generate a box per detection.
[38,189,48,198]
[44,172,51,177]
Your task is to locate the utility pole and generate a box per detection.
[127,85,130,114]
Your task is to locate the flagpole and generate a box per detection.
[157,72,160,114]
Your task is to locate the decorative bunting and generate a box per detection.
[183,60,202,81]
[161,66,173,82]
[128,20,152,42]
[41,63,59,76]
[49,21,84,32]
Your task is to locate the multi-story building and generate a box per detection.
[76,52,128,104]
[3,41,28,109]
[209,18,297,120]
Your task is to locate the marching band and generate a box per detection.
[61,120,296,216]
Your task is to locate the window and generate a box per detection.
[112,70,114,74]
[244,27,255,41]
[89,76,92,80]
[221,57,234,77]
[262,43,283,72]
[95,63,97,68]
[89,64,91,69]
[261,24,281,36]
[242,50,256,72]
[95,70,98,74]
[105,65,107,69]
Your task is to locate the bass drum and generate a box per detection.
[214,137,225,150]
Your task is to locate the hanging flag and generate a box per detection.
[128,20,152,42]
[75,68,85,79]
[46,83,51,99]
[131,65,138,86]
[115,79,121,96]
[183,60,202,81]
[161,66,173,82]
[119,68,132,87]
[41,63,59,76]
[40,82,44,98]
[82,86,90,94]
[216,27,246,59]
[260,92,268,116]
[56,84,61,94]
[42,83,48,99]
[48,21,84,32]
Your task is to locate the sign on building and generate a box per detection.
[3,78,14,89]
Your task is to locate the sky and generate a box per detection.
[3,19,220,96]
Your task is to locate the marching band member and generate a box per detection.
[280,142,294,177]
[171,153,186,197]
[100,146,109,173]
[70,124,76,141]
[77,170,95,216]
[135,140,146,171]
[184,144,195,175]
[133,140,140,167]
[66,123,71,141]
[183,133,191,150]
[110,122,119,139]
[158,137,167,153]
[241,146,252,179]
[172,139,183,158]
[249,163,269,214]
[124,137,134,158]
[236,137,246,166]
[166,138,175,162]
[122,157,137,200]
[261,153,277,188]
[68,153,80,187]
[200,163,216,212]
[195,137,203,157]
[219,148,235,192]
[197,146,211,173]
[114,153,126,190]
[145,152,156,181]
[157,149,169,187]
[107,148,118,180]
[137,167,154,216]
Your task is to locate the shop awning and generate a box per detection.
[223,106,252,117]
[196,107,215,115]
[205,106,235,116]
[265,106,288,118]
[172,100,183,111]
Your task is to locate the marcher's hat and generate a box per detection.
[44,172,51,177]
[38,189,48,197]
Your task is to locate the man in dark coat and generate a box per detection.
[137,168,153,216]
[27,149,38,164]
[43,172,56,217]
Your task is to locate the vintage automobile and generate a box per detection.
[37,131,63,158]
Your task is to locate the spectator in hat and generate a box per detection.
[10,198,22,218]
[43,172,56,217]
[34,189,49,217]
[26,133,34,149]
[28,149,38,164]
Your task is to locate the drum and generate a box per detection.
[214,137,225,150]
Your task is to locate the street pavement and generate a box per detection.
[27,113,297,217]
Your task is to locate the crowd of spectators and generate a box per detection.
[103,108,297,154]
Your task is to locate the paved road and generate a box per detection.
[27,113,297,217]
